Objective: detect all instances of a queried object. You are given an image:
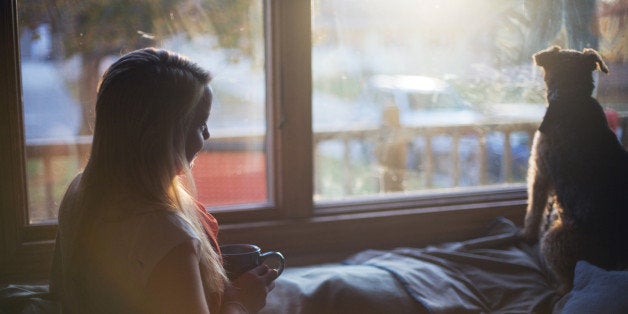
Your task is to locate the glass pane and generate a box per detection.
[18,0,267,224]
[312,0,628,201]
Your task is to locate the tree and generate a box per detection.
[18,0,256,139]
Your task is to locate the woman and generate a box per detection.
[50,48,277,313]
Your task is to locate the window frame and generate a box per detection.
[0,0,526,283]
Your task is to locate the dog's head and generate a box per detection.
[534,46,608,74]
[533,46,608,96]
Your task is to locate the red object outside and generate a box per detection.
[192,151,267,206]
[605,108,619,132]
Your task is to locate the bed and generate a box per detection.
[3,218,627,313]
[260,217,628,314]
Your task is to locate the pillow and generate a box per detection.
[560,260,628,314]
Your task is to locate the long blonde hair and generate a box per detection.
[72,48,226,293]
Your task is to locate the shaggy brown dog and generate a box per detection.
[521,46,628,293]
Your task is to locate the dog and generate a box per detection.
[521,46,628,293]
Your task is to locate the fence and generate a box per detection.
[314,121,539,196]
[25,114,627,222]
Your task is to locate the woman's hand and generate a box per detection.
[222,264,279,313]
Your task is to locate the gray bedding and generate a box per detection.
[261,217,561,314]
[5,219,625,313]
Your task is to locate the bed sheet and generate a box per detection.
[261,217,561,314]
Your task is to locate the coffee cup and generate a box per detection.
[220,244,285,280]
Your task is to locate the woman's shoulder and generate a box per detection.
[104,209,201,286]
[136,209,199,241]
[99,198,196,236]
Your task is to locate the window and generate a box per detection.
[312,0,627,200]
[1,0,626,281]
[18,0,268,224]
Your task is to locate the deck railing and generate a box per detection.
[313,121,539,195]
[25,114,627,220]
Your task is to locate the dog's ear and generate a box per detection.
[582,48,609,74]
[533,46,561,68]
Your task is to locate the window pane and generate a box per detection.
[312,0,627,201]
[18,0,267,224]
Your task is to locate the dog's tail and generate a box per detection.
[583,48,609,74]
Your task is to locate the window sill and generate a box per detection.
[1,192,527,284]
[219,196,526,267]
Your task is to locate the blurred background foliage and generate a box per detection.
[18,0,256,135]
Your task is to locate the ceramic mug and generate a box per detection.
[220,244,285,280]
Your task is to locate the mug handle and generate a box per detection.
[260,251,285,276]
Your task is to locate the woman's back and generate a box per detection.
[52,175,200,313]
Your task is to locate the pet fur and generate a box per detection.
[522,46,628,292]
